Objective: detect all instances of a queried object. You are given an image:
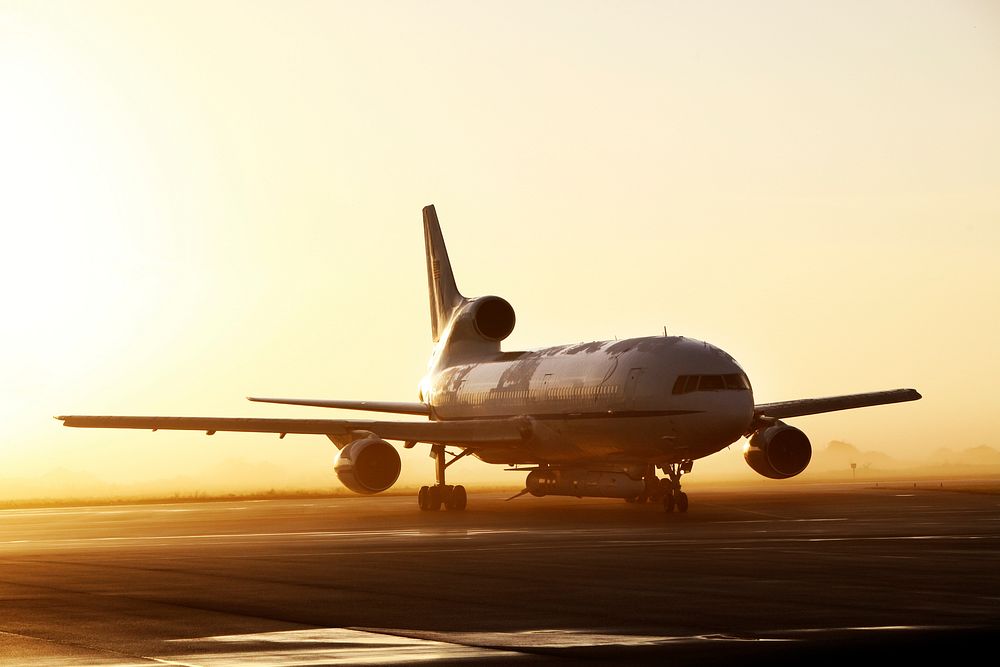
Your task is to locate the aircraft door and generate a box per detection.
[624,367,643,408]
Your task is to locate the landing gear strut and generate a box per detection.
[660,460,693,513]
[418,445,468,511]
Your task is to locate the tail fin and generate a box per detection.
[423,205,465,342]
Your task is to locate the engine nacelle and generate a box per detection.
[526,468,646,499]
[470,296,515,342]
[334,437,401,494]
[745,421,812,479]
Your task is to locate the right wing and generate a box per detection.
[754,388,921,421]
[57,415,526,447]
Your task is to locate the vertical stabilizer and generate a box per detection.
[423,205,465,342]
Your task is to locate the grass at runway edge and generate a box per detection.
[2,473,999,510]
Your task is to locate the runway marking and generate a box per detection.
[777,624,955,634]
[164,627,521,664]
[715,518,848,524]
[162,623,964,664]
[3,530,996,556]
[370,628,791,648]
[0,628,170,666]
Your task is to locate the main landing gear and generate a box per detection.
[625,462,692,512]
[418,444,469,511]
[661,460,693,513]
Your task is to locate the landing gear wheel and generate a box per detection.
[447,485,467,511]
[676,491,689,513]
[421,445,470,512]
[426,485,442,511]
[660,460,693,514]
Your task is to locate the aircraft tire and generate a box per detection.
[448,485,467,511]
[418,486,430,511]
[663,493,675,513]
[676,492,689,513]
[426,485,442,511]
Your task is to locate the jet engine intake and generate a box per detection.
[526,468,646,499]
[745,421,812,479]
[472,296,516,341]
[334,437,401,494]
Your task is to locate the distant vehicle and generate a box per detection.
[59,205,920,512]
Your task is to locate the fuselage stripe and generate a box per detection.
[433,409,702,422]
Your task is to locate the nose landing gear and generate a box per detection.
[660,460,693,513]
[418,444,469,511]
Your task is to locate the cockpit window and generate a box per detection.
[699,375,725,391]
[672,373,750,395]
[723,373,748,390]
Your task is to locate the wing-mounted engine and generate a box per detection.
[744,421,812,479]
[334,437,401,494]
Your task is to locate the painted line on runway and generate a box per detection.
[164,627,522,664]
[161,623,968,665]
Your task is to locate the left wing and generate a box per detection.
[57,415,526,447]
[754,388,921,421]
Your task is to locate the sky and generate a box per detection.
[1,1,998,498]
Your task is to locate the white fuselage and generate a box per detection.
[425,335,755,467]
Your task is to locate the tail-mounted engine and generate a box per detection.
[469,296,516,342]
[431,295,517,367]
[334,437,401,494]
[745,421,812,479]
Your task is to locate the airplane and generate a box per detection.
[58,205,921,512]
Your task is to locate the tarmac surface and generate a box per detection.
[1,482,998,665]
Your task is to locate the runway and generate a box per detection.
[1,483,998,665]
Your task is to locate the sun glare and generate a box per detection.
[0,20,167,435]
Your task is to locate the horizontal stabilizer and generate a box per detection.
[755,388,921,421]
[248,397,430,416]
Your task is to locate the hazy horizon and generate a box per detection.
[4,439,999,505]
[2,1,997,501]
